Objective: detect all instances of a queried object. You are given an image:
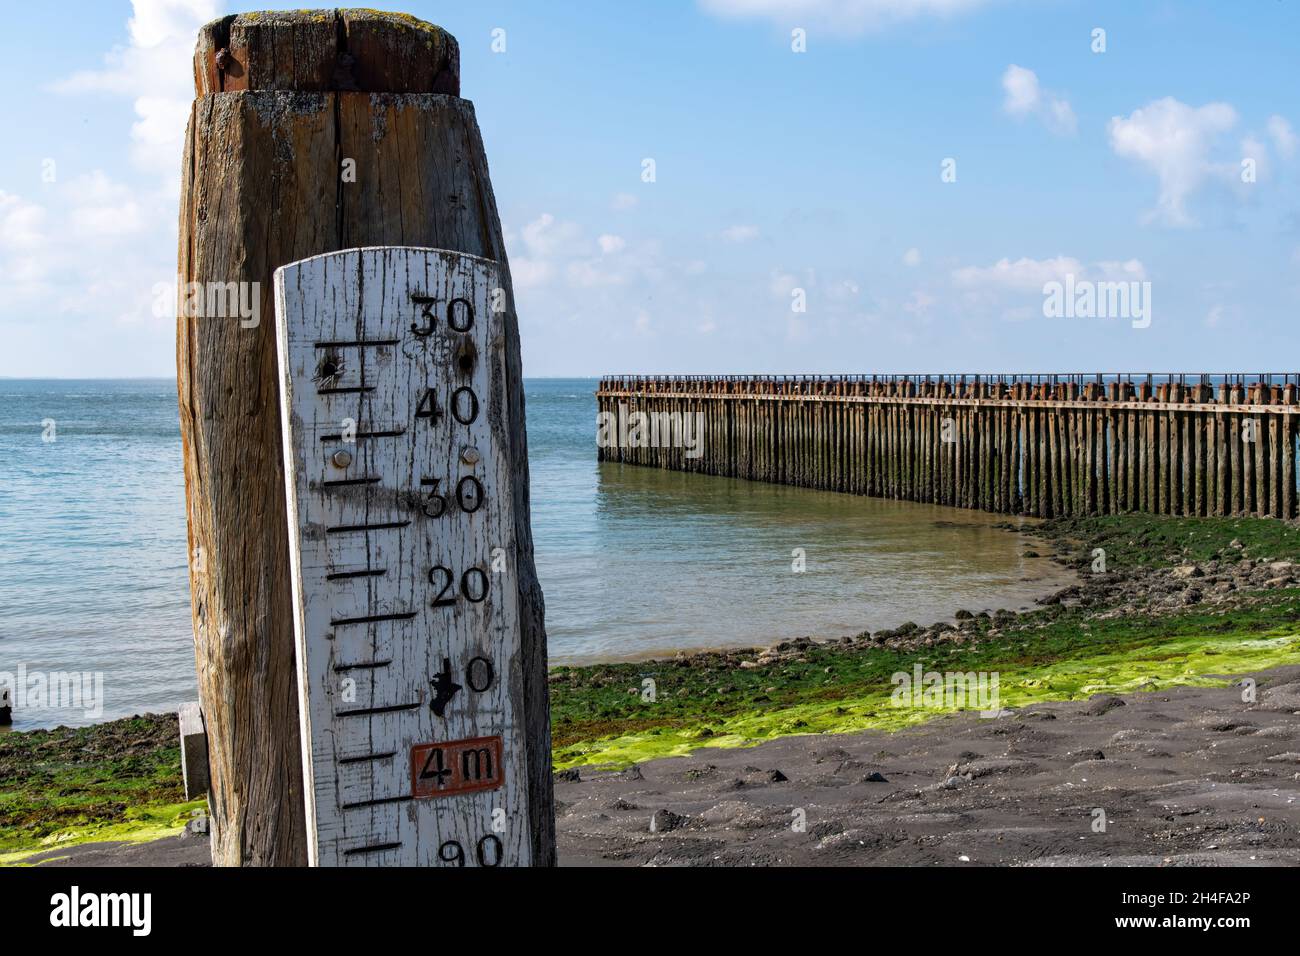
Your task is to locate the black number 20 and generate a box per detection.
[428,565,490,607]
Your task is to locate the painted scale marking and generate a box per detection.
[275,247,528,866]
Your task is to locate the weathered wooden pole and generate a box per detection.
[177,10,553,866]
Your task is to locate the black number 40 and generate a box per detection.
[415,386,478,426]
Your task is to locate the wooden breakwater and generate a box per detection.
[596,374,1300,519]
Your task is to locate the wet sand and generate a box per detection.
[552,663,1300,867]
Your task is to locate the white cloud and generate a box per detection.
[1044,97,1077,137]
[519,212,584,258]
[953,255,1084,292]
[1001,64,1039,116]
[1107,97,1238,226]
[507,214,670,293]
[508,214,583,287]
[0,0,223,373]
[699,0,995,33]
[829,279,860,300]
[1094,259,1148,281]
[54,1,218,183]
[721,224,760,242]
[567,260,626,288]
[1001,65,1075,136]
[0,192,52,291]
[769,270,802,298]
[510,257,553,289]
[0,192,48,252]
[66,172,146,239]
[0,175,175,337]
[1268,115,1297,159]
[903,289,934,316]
[597,234,627,254]
[902,247,921,267]
[953,255,1145,292]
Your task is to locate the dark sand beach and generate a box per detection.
[551,664,1300,867]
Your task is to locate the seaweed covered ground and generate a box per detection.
[0,714,205,863]
[549,515,1300,768]
[3,514,1299,863]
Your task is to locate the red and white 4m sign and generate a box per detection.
[275,247,529,866]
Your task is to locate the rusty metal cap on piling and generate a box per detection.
[194,9,460,96]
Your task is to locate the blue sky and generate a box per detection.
[1,0,1298,378]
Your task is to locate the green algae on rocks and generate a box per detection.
[0,714,204,862]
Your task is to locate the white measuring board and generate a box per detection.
[275,247,529,866]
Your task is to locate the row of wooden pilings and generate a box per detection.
[595,374,1300,520]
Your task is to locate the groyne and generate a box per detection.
[595,373,1300,518]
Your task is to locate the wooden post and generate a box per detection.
[1243,413,1257,514]
[177,11,553,866]
[1194,411,1206,516]
[1230,413,1243,514]
[1215,411,1228,515]
[1037,408,1049,516]
[1115,409,1127,512]
[1285,410,1297,519]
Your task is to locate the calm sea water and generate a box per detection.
[0,378,1071,729]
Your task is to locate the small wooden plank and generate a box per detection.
[178,702,210,801]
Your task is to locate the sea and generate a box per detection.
[0,378,1073,729]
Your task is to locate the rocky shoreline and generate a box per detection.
[552,518,1300,678]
